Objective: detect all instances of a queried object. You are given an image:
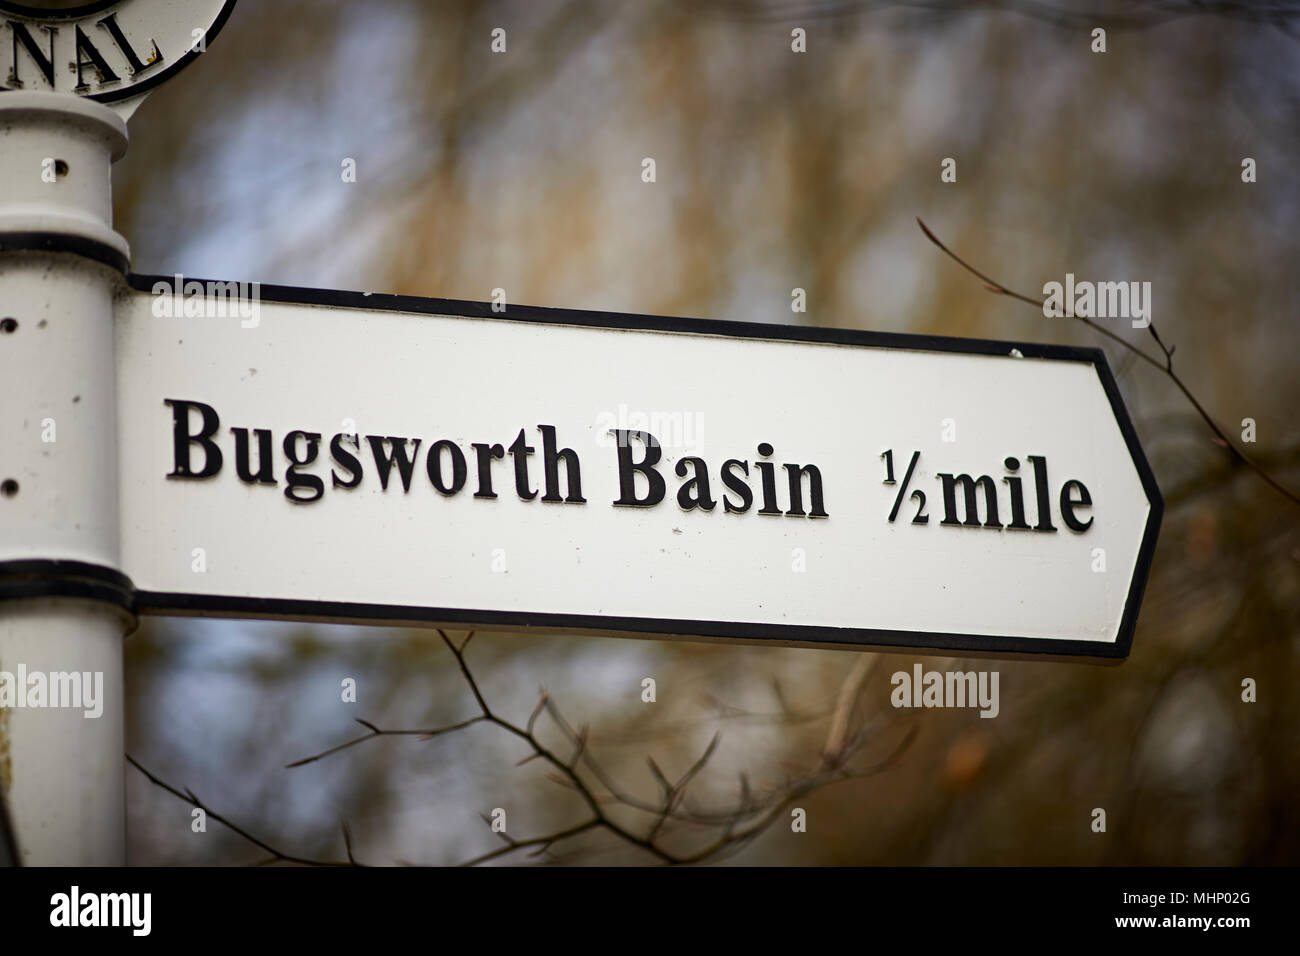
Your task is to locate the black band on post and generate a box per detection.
[0,233,129,274]
[0,559,137,614]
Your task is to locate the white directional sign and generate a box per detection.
[0,0,236,117]
[110,276,1162,660]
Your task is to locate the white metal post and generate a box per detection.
[0,92,133,865]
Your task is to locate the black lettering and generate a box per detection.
[611,429,665,507]
[1060,479,1093,532]
[7,22,56,88]
[784,463,827,518]
[367,435,421,492]
[231,427,276,485]
[938,473,1002,528]
[164,398,222,479]
[674,457,716,512]
[471,442,505,498]
[73,25,118,92]
[508,428,537,500]
[96,12,162,78]
[283,431,324,503]
[1028,455,1057,532]
[427,439,467,496]
[755,443,781,515]
[721,459,753,514]
[329,433,363,488]
[1001,457,1031,530]
[538,424,585,503]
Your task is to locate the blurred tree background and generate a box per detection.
[118,0,1300,864]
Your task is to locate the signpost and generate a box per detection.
[0,0,1162,865]
[116,278,1161,660]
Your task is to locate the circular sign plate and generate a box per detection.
[0,0,237,113]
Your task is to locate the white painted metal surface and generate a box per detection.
[0,91,128,260]
[0,604,126,864]
[0,92,131,865]
[114,288,1161,657]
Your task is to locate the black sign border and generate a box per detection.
[0,0,238,105]
[28,274,1164,663]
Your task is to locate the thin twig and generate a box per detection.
[285,715,486,768]
[127,755,359,867]
[917,218,1300,507]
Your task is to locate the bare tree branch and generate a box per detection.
[127,755,359,867]
[917,218,1300,508]
[135,631,914,866]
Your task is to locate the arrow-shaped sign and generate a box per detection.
[106,275,1162,661]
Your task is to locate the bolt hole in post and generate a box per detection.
[54,159,69,178]
[0,479,18,498]
[0,317,17,334]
